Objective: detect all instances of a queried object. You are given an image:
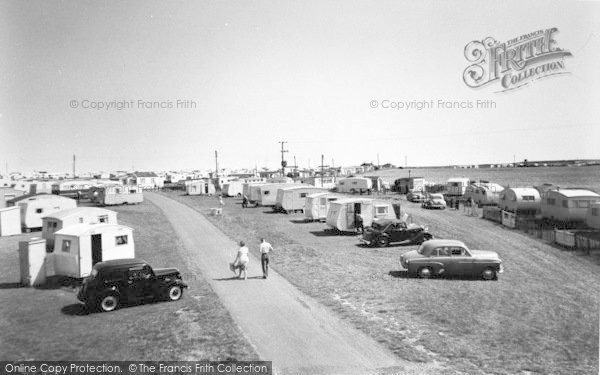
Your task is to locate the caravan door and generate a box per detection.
[345,203,358,230]
[91,234,102,265]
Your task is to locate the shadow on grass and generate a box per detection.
[289,219,312,224]
[0,282,25,289]
[388,270,409,278]
[213,276,266,281]
[310,230,360,237]
[388,270,496,281]
[61,303,90,316]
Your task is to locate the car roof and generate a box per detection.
[420,239,466,250]
[94,258,148,271]
[373,218,404,226]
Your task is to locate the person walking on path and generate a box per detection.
[231,241,250,280]
[259,238,274,279]
[242,194,249,208]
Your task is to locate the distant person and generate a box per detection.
[219,194,225,206]
[242,194,249,208]
[259,238,274,279]
[231,241,249,280]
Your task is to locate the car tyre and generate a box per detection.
[418,267,433,279]
[482,267,497,281]
[377,236,390,248]
[99,293,119,312]
[166,285,183,301]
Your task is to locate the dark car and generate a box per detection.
[77,258,188,312]
[359,218,432,247]
[406,191,425,203]
[400,239,503,280]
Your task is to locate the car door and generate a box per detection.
[447,246,475,276]
[127,266,154,300]
[393,222,408,243]
[431,247,452,274]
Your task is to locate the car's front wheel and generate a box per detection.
[99,293,119,312]
[418,267,433,279]
[377,236,390,247]
[166,285,183,301]
[481,267,497,281]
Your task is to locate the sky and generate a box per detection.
[1,0,599,174]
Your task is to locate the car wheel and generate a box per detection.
[482,267,497,281]
[166,285,183,301]
[377,237,390,247]
[418,267,433,279]
[99,293,119,312]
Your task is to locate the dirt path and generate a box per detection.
[145,193,436,375]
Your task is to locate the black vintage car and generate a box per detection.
[77,258,188,312]
[359,218,433,247]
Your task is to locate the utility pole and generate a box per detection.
[72,154,76,178]
[215,150,219,179]
[278,141,288,177]
[320,154,329,187]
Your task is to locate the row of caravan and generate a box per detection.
[6,186,142,232]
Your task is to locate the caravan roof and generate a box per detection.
[551,189,599,198]
[330,197,374,205]
[55,223,132,237]
[43,207,115,220]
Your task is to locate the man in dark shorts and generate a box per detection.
[259,238,274,279]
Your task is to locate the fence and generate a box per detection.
[487,213,600,253]
[482,206,502,223]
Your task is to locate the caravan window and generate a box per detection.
[300,193,308,198]
[264,191,270,195]
[98,215,108,223]
[36,208,43,214]
[547,198,556,205]
[375,206,389,215]
[592,207,599,216]
[522,195,535,201]
[116,235,128,245]
[577,200,590,208]
[62,240,71,253]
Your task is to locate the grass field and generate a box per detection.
[163,191,600,375]
[0,200,257,361]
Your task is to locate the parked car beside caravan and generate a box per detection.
[77,258,188,312]
[399,239,503,280]
[406,191,426,203]
[359,219,432,247]
[422,193,447,209]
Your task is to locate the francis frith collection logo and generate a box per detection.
[463,28,572,92]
